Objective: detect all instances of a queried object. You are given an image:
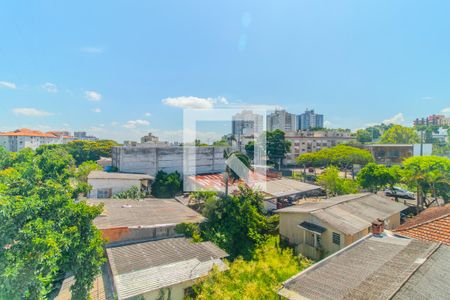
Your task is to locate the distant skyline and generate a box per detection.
[1,1,450,142]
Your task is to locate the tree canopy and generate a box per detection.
[296,144,374,170]
[0,147,105,299]
[191,236,311,300]
[316,166,360,197]
[178,186,278,260]
[402,156,450,206]
[264,130,291,167]
[151,170,183,198]
[380,125,420,144]
[357,163,401,193]
[37,139,120,166]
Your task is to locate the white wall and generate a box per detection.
[88,178,141,198]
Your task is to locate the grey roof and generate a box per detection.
[276,193,406,235]
[260,178,321,198]
[88,198,204,229]
[88,171,153,180]
[279,234,450,300]
[106,238,228,299]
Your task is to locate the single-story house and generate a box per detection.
[186,173,322,212]
[88,198,205,245]
[278,231,450,299]
[275,193,406,259]
[54,237,228,300]
[87,171,154,198]
[106,237,228,300]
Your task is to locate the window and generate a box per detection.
[305,232,315,247]
[97,188,112,198]
[332,232,341,245]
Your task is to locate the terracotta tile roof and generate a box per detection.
[394,204,450,246]
[0,128,58,138]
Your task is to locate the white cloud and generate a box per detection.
[441,107,450,115]
[421,96,433,100]
[85,90,102,101]
[144,112,152,117]
[80,47,104,54]
[0,81,16,89]
[42,82,58,93]
[382,113,405,125]
[13,107,53,117]
[123,119,150,129]
[161,96,229,109]
[92,108,101,113]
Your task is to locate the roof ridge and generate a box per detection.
[395,213,450,232]
[312,192,371,212]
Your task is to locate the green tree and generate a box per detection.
[402,156,450,207]
[357,163,401,193]
[200,186,278,260]
[0,148,105,299]
[63,140,119,165]
[380,125,419,144]
[244,141,255,161]
[76,160,103,183]
[317,166,360,197]
[296,145,374,175]
[265,130,291,168]
[356,129,372,143]
[191,236,311,300]
[151,170,182,198]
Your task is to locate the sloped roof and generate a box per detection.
[279,234,450,300]
[276,193,406,235]
[188,173,320,198]
[394,204,450,246]
[88,171,153,180]
[88,198,204,229]
[106,238,228,299]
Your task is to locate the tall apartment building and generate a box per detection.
[267,109,296,132]
[284,130,355,165]
[297,109,324,130]
[74,131,99,141]
[232,110,264,138]
[0,128,70,152]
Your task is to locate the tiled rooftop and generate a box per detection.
[394,204,450,246]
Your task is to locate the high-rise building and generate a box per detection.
[297,109,324,130]
[267,109,296,132]
[232,110,264,138]
[413,114,446,126]
[74,131,98,141]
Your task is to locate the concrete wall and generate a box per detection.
[87,178,141,198]
[112,146,229,176]
[140,280,193,300]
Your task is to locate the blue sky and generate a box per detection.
[1,1,449,142]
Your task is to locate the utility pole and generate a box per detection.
[420,130,424,156]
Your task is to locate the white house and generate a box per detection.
[87,171,154,198]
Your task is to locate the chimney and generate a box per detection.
[371,218,385,235]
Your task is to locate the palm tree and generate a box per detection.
[223,150,252,196]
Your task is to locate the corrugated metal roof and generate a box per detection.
[279,235,449,300]
[88,171,153,180]
[88,198,204,229]
[276,193,406,235]
[107,238,228,299]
